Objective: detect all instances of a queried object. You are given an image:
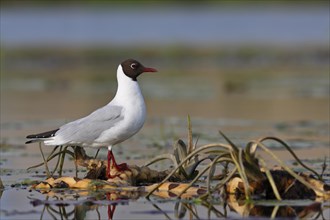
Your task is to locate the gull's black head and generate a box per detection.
[121,59,157,81]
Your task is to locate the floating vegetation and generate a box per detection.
[144,118,329,201]
[27,117,329,203]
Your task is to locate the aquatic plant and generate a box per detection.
[144,115,210,180]
[28,117,329,202]
[144,118,328,201]
[27,144,77,178]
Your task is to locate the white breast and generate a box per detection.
[94,66,146,146]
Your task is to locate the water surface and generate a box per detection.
[1,4,329,220]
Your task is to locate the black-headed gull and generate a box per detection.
[26,59,157,178]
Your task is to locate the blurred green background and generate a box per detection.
[0,0,329,142]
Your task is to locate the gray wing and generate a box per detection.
[55,104,123,145]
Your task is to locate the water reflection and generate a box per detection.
[28,189,327,219]
[34,193,124,220]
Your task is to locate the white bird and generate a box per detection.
[26,59,157,178]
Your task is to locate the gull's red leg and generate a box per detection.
[107,149,112,179]
[107,146,131,179]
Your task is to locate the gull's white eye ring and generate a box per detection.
[130,63,138,69]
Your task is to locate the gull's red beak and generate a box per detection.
[143,67,158,73]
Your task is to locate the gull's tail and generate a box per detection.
[25,128,59,144]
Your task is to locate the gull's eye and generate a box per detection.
[130,63,138,69]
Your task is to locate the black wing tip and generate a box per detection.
[26,134,36,139]
[26,128,59,139]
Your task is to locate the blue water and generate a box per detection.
[1,5,329,47]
